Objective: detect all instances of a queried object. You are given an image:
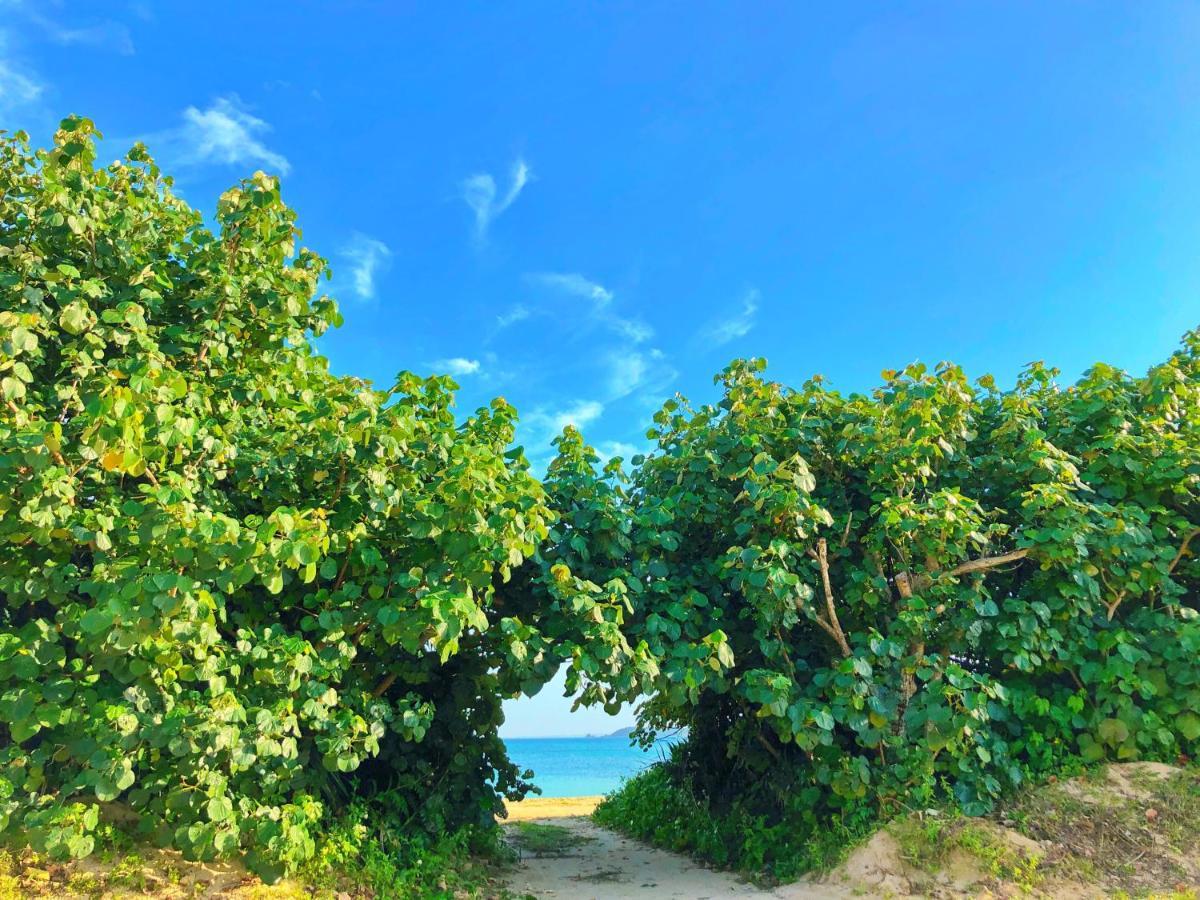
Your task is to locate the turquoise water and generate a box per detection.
[504,735,675,797]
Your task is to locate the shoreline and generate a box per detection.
[502,795,604,821]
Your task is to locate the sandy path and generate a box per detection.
[501,814,852,899]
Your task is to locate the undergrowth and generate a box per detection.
[890,813,1043,892]
[301,808,515,898]
[597,760,1200,896]
[592,764,877,883]
[0,808,516,899]
[505,822,594,858]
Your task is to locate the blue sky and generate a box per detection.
[4,2,1199,736]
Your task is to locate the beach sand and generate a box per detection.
[499,797,853,897]
[502,795,604,821]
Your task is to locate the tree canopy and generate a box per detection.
[557,336,1200,857]
[0,118,654,877]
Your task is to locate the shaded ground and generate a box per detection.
[0,845,312,899]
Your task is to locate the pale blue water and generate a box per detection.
[504,735,676,797]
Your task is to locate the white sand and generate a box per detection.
[501,815,855,899]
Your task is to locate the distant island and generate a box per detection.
[597,726,635,738]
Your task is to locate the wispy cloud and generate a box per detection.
[702,288,760,346]
[37,17,134,55]
[495,305,531,329]
[460,158,531,241]
[433,357,481,376]
[339,233,391,301]
[601,347,678,406]
[0,60,42,119]
[3,4,134,58]
[612,317,653,344]
[143,96,290,175]
[0,28,43,120]
[606,349,648,399]
[526,399,605,440]
[528,272,614,307]
[527,271,653,344]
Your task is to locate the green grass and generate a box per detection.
[506,822,594,857]
[890,813,1042,892]
[592,764,876,884]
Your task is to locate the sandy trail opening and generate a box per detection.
[502,815,773,898]
[500,802,850,899]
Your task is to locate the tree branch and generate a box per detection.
[1167,528,1199,576]
[906,548,1031,594]
[945,548,1030,578]
[333,542,354,591]
[371,672,397,698]
[804,538,851,657]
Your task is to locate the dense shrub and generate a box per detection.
[593,743,874,881]
[559,333,1199,869]
[0,119,651,878]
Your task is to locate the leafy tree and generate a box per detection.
[562,335,1199,864]
[0,119,650,877]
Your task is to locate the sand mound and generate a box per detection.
[802,763,1200,899]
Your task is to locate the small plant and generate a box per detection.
[891,811,955,872]
[955,823,1041,891]
[507,822,594,857]
[594,761,877,883]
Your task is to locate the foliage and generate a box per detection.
[3,114,1198,888]
[890,812,1043,890]
[593,749,872,882]
[561,328,1200,871]
[506,821,593,857]
[0,119,652,879]
[303,811,513,898]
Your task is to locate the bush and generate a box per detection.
[0,119,651,878]
[594,748,875,882]
[558,330,1200,871]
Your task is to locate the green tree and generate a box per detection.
[0,118,650,877]
[565,334,1200,867]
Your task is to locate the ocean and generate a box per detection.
[504,734,676,798]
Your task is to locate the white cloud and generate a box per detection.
[339,233,391,301]
[495,305,531,329]
[702,288,760,346]
[148,96,290,174]
[606,349,647,399]
[8,3,135,54]
[527,271,652,343]
[461,158,530,240]
[0,29,42,120]
[0,58,41,117]
[528,272,614,307]
[434,357,481,376]
[40,19,134,55]
[526,400,605,438]
[612,317,653,344]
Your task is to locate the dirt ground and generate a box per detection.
[501,799,864,899]
[501,815,807,899]
[501,764,1200,899]
[5,764,1194,898]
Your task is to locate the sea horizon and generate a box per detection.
[503,732,678,798]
